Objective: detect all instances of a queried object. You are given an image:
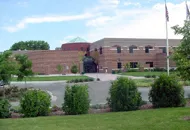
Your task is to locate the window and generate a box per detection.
[117,47,121,53]
[99,47,103,54]
[117,62,122,69]
[146,62,154,67]
[87,47,90,51]
[129,45,137,53]
[130,62,138,68]
[159,47,166,53]
[145,46,153,53]
[81,47,84,51]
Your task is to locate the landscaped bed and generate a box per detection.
[0,108,190,130]
[11,76,89,81]
[120,71,173,77]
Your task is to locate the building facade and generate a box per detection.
[13,37,181,74]
[90,38,180,73]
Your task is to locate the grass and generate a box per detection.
[0,108,190,130]
[134,79,154,87]
[134,79,190,87]
[11,76,89,82]
[121,71,172,77]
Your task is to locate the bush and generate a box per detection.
[20,90,51,117]
[89,78,94,82]
[107,77,142,112]
[112,70,116,74]
[81,72,85,75]
[149,74,185,108]
[0,99,11,118]
[62,84,90,115]
[71,64,78,74]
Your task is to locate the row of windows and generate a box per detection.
[116,47,167,54]
[117,62,154,69]
[95,46,168,54]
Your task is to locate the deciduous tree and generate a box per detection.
[10,40,50,50]
[172,21,190,80]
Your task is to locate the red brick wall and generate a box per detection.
[61,43,90,51]
[17,50,82,74]
[91,46,176,73]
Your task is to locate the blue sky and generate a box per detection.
[0,0,188,51]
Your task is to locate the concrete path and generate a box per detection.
[85,73,145,81]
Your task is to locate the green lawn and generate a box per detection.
[1,108,190,130]
[11,76,88,82]
[134,79,154,87]
[121,71,171,77]
[134,79,190,87]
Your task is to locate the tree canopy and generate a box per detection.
[10,40,50,51]
[172,20,190,80]
[15,54,33,81]
[0,51,18,84]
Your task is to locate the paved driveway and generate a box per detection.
[11,81,190,107]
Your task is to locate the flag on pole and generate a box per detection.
[165,4,169,22]
[186,1,190,20]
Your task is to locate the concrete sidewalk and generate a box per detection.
[85,73,145,81]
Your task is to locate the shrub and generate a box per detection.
[20,89,51,117]
[84,78,89,82]
[112,70,116,74]
[152,75,156,78]
[0,99,11,118]
[62,84,90,115]
[89,78,94,82]
[145,75,151,78]
[81,72,85,75]
[79,79,83,82]
[71,64,78,74]
[107,77,142,112]
[149,74,185,108]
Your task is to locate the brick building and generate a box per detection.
[13,37,181,74]
[90,38,180,73]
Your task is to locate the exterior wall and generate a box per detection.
[61,43,90,51]
[13,38,181,74]
[90,38,180,73]
[14,50,81,75]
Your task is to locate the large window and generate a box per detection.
[145,46,153,53]
[130,62,138,68]
[99,47,103,54]
[129,45,137,53]
[117,46,121,53]
[146,62,154,67]
[159,47,166,53]
[117,62,122,69]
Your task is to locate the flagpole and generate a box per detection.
[165,0,170,75]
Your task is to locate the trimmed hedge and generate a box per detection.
[107,77,142,112]
[149,74,185,108]
[67,78,94,83]
[20,89,51,117]
[62,84,90,115]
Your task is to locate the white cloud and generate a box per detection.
[86,16,113,27]
[4,13,94,32]
[84,1,186,42]
[99,0,120,5]
[124,2,141,7]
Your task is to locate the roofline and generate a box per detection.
[102,38,181,40]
